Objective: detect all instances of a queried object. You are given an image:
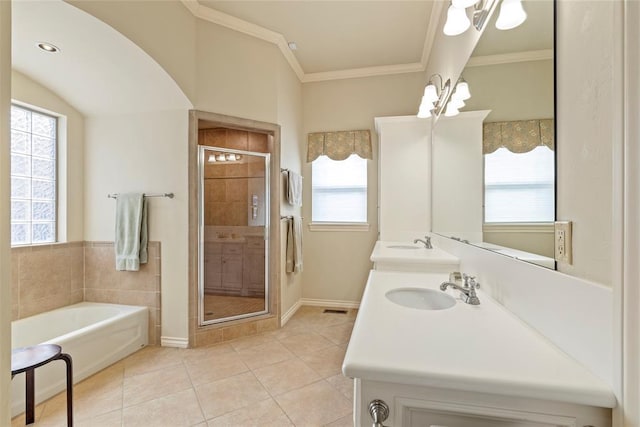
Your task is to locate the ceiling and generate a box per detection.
[11,0,191,116]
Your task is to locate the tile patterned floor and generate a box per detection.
[11,307,357,427]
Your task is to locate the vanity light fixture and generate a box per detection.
[37,42,60,53]
[416,74,452,119]
[443,3,471,36]
[495,0,527,30]
[444,103,460,117]
[443,0,525,36]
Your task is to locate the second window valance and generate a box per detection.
[307,130,372,162]
[483,119,554,154]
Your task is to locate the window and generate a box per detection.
[484,146,554,223]
[10,105,58,245]
[311,154,367,223]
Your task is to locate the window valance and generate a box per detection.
[307,130,372,162]
[483,119,554,154]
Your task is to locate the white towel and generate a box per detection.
[285,216,303,273]
[115,193,148,271]
[286,171,302,206]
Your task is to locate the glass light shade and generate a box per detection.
[449,97,466,109]
[417,106,432,119]
[423,84,439,104]
[226,153,237,161]
[444,103,460,117]
[443,5,470,36]
[452,0,480,8]
[207,154,216,163]
[453,81,471,100]
[216,154,226,162]
[496,0,527,30]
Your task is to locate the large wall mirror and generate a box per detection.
[432,0,555,268]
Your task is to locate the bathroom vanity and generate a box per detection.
[343,268,615,426]
[370,240,459,273]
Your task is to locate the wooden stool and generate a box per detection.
[11,344,73,426]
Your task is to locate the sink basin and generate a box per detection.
[387,245,420,250]
[385,287,456,310]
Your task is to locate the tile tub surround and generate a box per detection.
[10,306,356,427]
[84,242,161,345]
[10,241,162,345]
[11,242,84,321]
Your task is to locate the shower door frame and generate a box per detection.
[197,145,271,326]
[188,110,281,348]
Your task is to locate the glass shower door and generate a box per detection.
[198,146,270,325]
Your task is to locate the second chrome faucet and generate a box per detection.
[413,235,433,249]
[440,273,481,305]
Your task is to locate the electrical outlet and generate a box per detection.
[555,221,572,264]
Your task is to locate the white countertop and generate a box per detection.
[370,241,460,265]
[342,270,616,408]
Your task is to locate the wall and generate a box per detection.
[1,1,12,423]
[83,110,190,342]
[432,111,488,243]
[463,59,554,122]
[11,70,85,242]
[68,0,197,103]
[277,55,304,318]
[555,0,618,286]
[302,72,425,304]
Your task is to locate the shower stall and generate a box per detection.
[197,128,271,325]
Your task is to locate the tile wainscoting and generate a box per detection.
[10,241,162,345]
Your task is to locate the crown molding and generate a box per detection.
[466,49,553,67]
[180,0,439,83]
[421,1,446,69]
[302,62,425,83]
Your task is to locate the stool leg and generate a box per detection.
[25,369,35,425]
[57,354,73,427]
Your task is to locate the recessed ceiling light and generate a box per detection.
[287,41,298,51]
[37,42,60,53]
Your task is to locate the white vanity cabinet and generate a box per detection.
[343,271,615,427]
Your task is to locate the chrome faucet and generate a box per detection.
[413,235,433,249]
[440,273,481,305]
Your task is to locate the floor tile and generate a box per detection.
[75,409,122,427]
[275,380,352,426]
[122,346,183,377]
[326,374,355,401]
[299,345,347,378]
[123,363,192,407]
[316,322,355,345]
[279,332,335,357]
[324,413,354,427]
[252,358,321,396]
[184,351,249,386]
[228,333,274,351]
[195,371,270,420]
[122,388,204,427]
[236,341,295,370]
[207,398,293,426]
[179,343,235,363]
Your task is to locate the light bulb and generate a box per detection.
[423,84,439,105]
[444,103,460,117]
[443,4,471,36]
[454,81,471,100]
[496,0,527,30]
[417,106,432,119]
[452,0,480,8]
[449,97,466,109]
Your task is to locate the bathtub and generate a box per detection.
[11,302,148,417]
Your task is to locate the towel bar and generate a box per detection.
[108,192,174,199]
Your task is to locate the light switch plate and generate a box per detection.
[554,221,572,264]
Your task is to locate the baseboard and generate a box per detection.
[300,298,361,309]
[280,300,303,326]
[161,336,189,348]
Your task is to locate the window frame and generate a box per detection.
[10,103,59,247]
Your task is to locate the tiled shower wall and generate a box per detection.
[10,241,161,345]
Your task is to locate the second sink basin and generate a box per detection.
[385,287,456,310]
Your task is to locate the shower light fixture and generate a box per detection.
[207,152,243,163]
